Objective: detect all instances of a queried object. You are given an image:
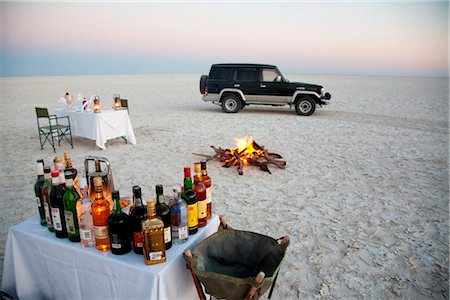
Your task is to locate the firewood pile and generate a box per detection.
[193,137,286,175]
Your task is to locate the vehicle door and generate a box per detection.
[232,68,258,102]
[257,68,290,103]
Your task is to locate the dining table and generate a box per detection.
[54,108,137,150]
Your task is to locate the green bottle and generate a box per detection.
[63,171,81,242]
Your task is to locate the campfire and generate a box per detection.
[194,136,286,175]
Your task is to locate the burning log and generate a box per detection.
[193,137,286,175]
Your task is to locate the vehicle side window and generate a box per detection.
[235,68,256,81]
[261,68,279,82]
[210,67,232,80]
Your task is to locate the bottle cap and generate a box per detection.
[64,152,70,160]
[194,162,201,173]
[54,156,62,163]
[133,185,142,198]
[78,177,87,188]
[112,190,120,199]
[44,166,51,173]
[201,161,207,170]
[64,171,72,179]
[156,184,163,195]
[185,189,196,201]
[51,170,59,178]
[184,167,191,177]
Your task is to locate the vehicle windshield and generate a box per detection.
[276,67,289,82]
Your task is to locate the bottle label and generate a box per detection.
[206,188,212,204]
[178,226,188,240]
[64,211,76,234]
[36,197,41,207]
[44,203,52,224]
[164,226,171,244]
[51,207,62,231]
[93,225,109,239]
[197,200,207,219]
[111,234,121,249]
[133,232,144,247]
[80,229,92,240]
[187,203,198,228]
[149,251,163,261]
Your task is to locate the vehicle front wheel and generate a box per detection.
[295,96,316,116]
[221,94,242,113]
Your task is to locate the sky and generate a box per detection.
[0,1,448,77]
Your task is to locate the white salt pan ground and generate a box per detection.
[0,74,448,298]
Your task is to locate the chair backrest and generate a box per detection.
[120,99,128,109]
[35,107,50,119]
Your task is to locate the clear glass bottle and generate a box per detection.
[108,190,132,255]
[50,170,67,238]
[201,161,212,219]
[76,177,95,247]
[170,187,188,244]
[182,167,198,235]
[155,185,172,250]
[92,176,111,251]
[142,200,166,265]
[34,159,46,226]
[129,186,147,254]
[42,166,54,232]
[63,171,80,242]
[193,162,207,227]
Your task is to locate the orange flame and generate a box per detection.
[232,136,264,166]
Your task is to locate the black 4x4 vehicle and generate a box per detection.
[200,63,331,116]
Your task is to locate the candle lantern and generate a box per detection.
[93,96,101,113]
[113,94,121,110]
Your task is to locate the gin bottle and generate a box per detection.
[170,187,188,244]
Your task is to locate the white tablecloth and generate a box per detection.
[1,215,219,300]
[54,109,137,149]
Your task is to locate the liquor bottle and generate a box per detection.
[142,200,166,265]
[129,186,147,254]
[201,161,212,219]
[170,187,188,244]
[64,151,78,190]
[193,163,207,227]
[42,166,54,232]
[76,177,95,247]
[34,159,46,226]
[92,176,111,251]
[54,155,66,186]
[155,185,172,250]
[108,190,132,255]
[182,167,198,235]
[63,171,80,242]
[50,170,67,238]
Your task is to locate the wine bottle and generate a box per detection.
[170,187,188,244]
[108,190,132,255]
[42,166,54,232]
[92,176,111,251]
[129,185,147,254]
[182,167,198,235]
[155,185,172,250]
[193,163,207,227]
[50,170,67,238]
[201,161,212,219]
[34,159,46,226]
[76,177,95,247]
[142,200,166,265]
[63,171,80,242]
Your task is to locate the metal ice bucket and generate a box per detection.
[84,156,114,201]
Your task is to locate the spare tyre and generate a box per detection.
[200,75,208,94]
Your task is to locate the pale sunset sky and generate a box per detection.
[1,1,448,77]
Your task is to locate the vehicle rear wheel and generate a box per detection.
[295,96,316,116]
[221,94,242,113]
[199,75,208,94]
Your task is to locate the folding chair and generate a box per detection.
[35,107,73,152]
[120,99,129,113]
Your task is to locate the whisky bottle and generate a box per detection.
[142,200,166,265]
[170,187,188,244]
[193,163,207,227]
[201,161,212,219]
[182,167,198,235]
[50,170,67,238]
[34,159,46,226]
[42,166,54,232]
[129,186,147,254]
[76,177,95,247]
[92,176,111,251]
[108,190,132,255]
[155,185,172,250]
[63,171,80,242]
